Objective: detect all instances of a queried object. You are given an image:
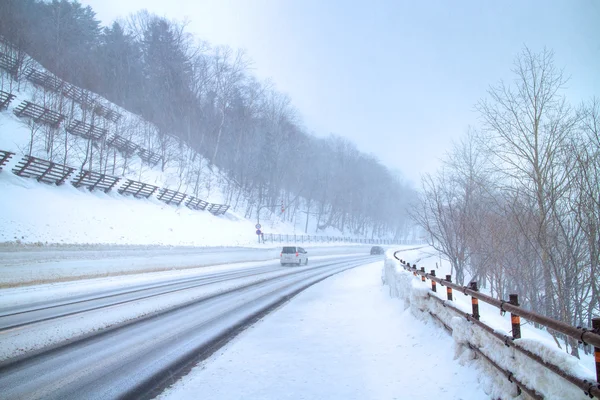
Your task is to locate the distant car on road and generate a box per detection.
[280,246,308,266]
[370,246,385,255]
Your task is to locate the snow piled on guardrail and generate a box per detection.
[381,249,595,400]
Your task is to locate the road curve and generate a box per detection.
[0,255,374,399]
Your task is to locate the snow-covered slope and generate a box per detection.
[0,46,357,246]
[0,166,255,246]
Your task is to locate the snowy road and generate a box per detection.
[0,263,288,330]
[0,254,374,399]
[159,260,488,400]
[0,244,373,286]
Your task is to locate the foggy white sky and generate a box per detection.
[80,0,600,184]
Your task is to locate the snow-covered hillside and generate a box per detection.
[0,109,312,246]
[0,44,376,246]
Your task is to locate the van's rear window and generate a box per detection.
[282,247,296,253]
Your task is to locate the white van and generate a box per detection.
[280,246,308,266]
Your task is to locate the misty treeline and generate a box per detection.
[412,47,599,356]
[0,0,414,238]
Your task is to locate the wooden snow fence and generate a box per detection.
[71,170,120,193]
[12,155,74,185]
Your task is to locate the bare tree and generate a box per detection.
[570,98,600,330]
[209,46,249,165]
[476,47,580,318]
[411,169,470,284]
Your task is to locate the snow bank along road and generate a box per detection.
[0,253,374,399]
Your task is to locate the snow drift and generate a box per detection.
[381,248,597,400]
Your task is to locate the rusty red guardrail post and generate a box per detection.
[446,274,453,301]
[412,263,417,276]
[509,294,521,339]
[430,270,436,292]
[469,281,480,321]
[420,267,426,282]
[594,317,600,383]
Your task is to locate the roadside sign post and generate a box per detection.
[256,228,262,243]
[255,201,285,242]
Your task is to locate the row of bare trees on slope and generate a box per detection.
[0,0,415,239]
[412,47,599,357]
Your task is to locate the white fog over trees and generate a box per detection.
[0,0,415,240]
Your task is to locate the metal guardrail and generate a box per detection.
[261,233,417,245]
[393,252,600,399]
[427,309,544,399]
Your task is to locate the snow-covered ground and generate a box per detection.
[0,62,593,399]
[1,116,595,399]
[0,166,254,246]
[158,261,487,400]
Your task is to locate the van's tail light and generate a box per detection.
[280,252,282,257]
[296,252,299,257]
